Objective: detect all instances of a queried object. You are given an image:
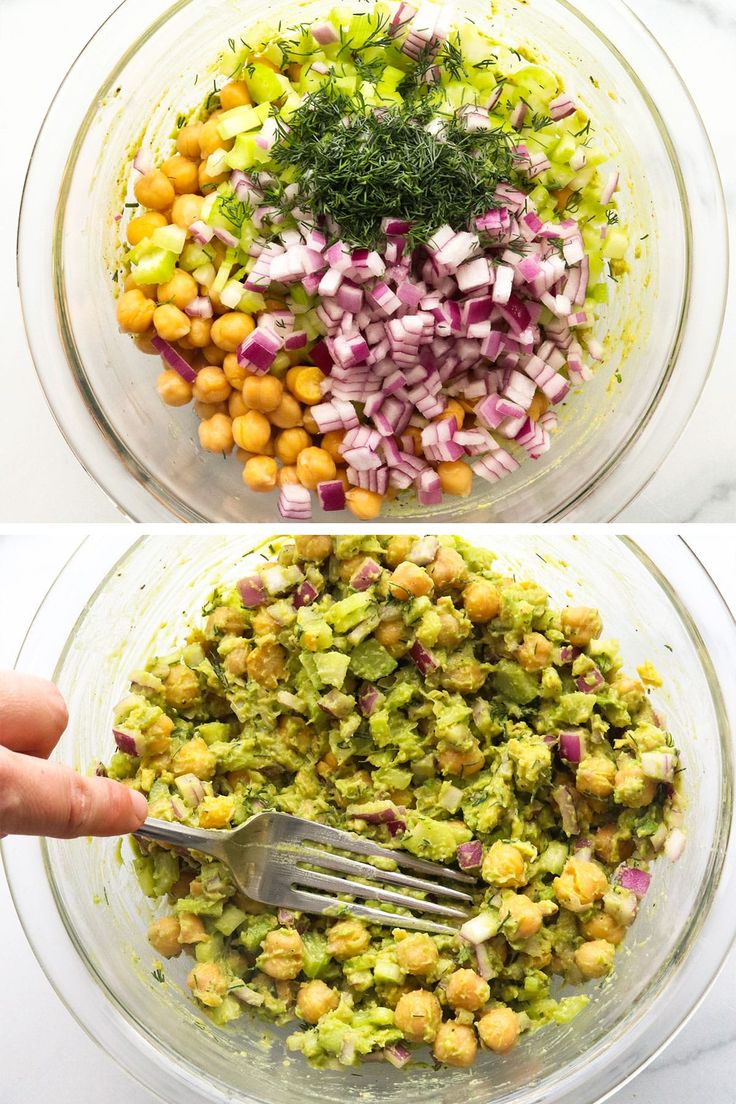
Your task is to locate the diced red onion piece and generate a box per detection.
[150,336,197,383]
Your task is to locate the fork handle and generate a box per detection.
[135,817,228,859]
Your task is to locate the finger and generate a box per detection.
[0,746,148,838]
[0,670,69,758]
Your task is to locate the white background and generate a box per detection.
[0,0,734,522]
[0,528,735,1103]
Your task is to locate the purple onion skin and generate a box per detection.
[409,640,438,675]
[238,576,266,608]
[358,685,381,716]
[293,581,318,609]
[113,728,141,757]
[618,866,652,898]
[457,840,483,871]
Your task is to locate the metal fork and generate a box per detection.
[135,811,475,935]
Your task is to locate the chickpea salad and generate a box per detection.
[104,534,684,1071]
[115,2,628,520]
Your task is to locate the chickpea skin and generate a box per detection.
[127,210,167,245]
[116,289,155,333]
[275,427,311,465]
[503,894,544,940]
[153,303,191,342]
[482,842,527,889]
[198,413,234,453]
[219,80,251,109]
[327,920,370,961]
[575,939,616,979]
[581,912,626,946]
[161,154,199,195]
[427,547,468,593]
[396,933,439,978]
[561,606,603,647]
[517,632,552,672]
[432,1021,478,1068]
[269,393,303,429]
[172,193,205,230]
[554,858,609,913]
[463,579,501,623]
[157,269,198,310]
[210,312,255,352]
[446,968,490,1012]
[147,916,182,957]
[259,928,304,980]
[157,369,192,406]
[576,755,616,799]
[296,980,339,1024]
[345,488,383,520]
[233,410,271,453]
[394,990,442,1044]
[243,374,283,413]
[134,169,176,211]
[389,562,434,601]
[296,447,336,490]
[243,455,278,492]
[192,366,231,404]
[176,122,203,159]
[294,535,333,561]
[437,459,473,497]
[477,1007,520,1054]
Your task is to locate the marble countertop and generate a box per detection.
[1,529,735,1102]
[0,0,734,521]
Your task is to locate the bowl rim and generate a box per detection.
[2,531,736,1104]
[15,0,729,522]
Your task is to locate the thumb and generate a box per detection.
[0,746,148,838]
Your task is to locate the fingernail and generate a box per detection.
[129,789,149,823]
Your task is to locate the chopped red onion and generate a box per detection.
[358,684,382,716]
[317,479,347,512]
[150,336,197,383]
[213,226,239,248]
[457,840,483,871]
[113,727,142,757]
[293,580,318,608]
[188,219,214,245]
[133,148,154,174]
[384,1043,411,1069]
[559,729,585,764]
[409,639,438,674]
[575,666,604,694]
[278,483,311,519]
[311,19,339,44]
[350,558,382,590]
[238,574,267,608]
[618,866,651,898]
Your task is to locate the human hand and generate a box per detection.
[0,671,148,838]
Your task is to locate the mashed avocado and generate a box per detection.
[107,534,684,1070]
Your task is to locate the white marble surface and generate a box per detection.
[0,0,734,521]
[1,528,735,1102]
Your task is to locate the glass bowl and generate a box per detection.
[3,531,736,1104]
[17,0,727,521]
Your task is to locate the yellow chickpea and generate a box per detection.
[211,312,256,352]
[198,794,236,828]
[296,446,336,490]
[446,969,490,1012]
[302,407,320,435]
[134,169,176,211]
[153,303,191,341]
[192,366,231,404]
[477,1007,520,1054]
[482,842,527,889]
[561,606,603,647]
[171,193,205,230]
[516,632,553,672]
[275,427,311,465]
[156,368,192,406]
[278,465,299,485]
[385,536,414,568]
[289,366,326,405]
[574,939,616,979]
[427,547,468,592]
[502,894,544,941]
[198,412,234,453]
[437,459,473,497]
[296,980,339,1024]
[157,269,198,310]
[436,398,466,429]
[116,289,155,333]
[374,618,407,657]
[345,488,383,519]
[294,536,333,561]
[395,933,439,978]
[164,664,200,711]
[123,273,156,298]
[581,912,626,946]
[463,579,501,623]
[203,343,226,365]
[178,912,206,943]
[187,961,228,1007]
[554,858,609,913]
[243,374,283,413]
[246,641,287,687]
[233,410,271,452]
[194,400,227,420]
[269,393,303,429]
[199,116,231,158]
[147,916,182,958]
[219,79,252,109]
[243,455,278,491]
[229,391,250,420]
[576,755,616,799]
[176,122,202,159]
[319,429,345,463]
[259,928,304,980]
[432,1021,477,1068]
[127,210,168,245]
[389,561,434,601]
[160,154,199,195]
[327,920,370,961]
[222,353,250,391]
[188,317,212,349]
[437,742,485,776]
[528,390,549,422]
[172,736,216,779]
[394,990,442,1043]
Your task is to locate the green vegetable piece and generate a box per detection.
[226,133,272,171]
[239,913,278,953]
[326,591,374,633]
[349,638,398,680]
[214,904,248,936]
[302,651,351,688]
[245,62,291,104]
[217,101,270,140]
[493,659,540,704]
[302,931,331,978]
[129,246,176,287]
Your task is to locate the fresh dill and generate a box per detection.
[606,208,619,225]
[176,113,187,129]
[152,968,165,983]
[531,113,553,131]
[573,120,591,139]
[218,192,249,230]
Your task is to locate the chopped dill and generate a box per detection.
[573,120,591,139]
[606,208,619,225]
[531,113,553,131]
[218,192,249,230]
[152,968,165,983]
[176,113,187,129]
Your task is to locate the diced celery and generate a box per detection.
[245,62,291,104]
[226,133,273,171]
[374,958,404,985]
[511,64,560,100]
[179,242,213,272]
[279,92,305,121]
[206,147,230,178]
[553,133,578,163]
[238,290,267,313]
[591,283,609,303]
[302,931,331,978]
[214,904,248,936]
[212,255,235,296]
[151,224,187,255]
[603,228,628,260]
[217,102,269,140]
[130,247,176,286]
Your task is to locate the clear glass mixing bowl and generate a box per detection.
[3,531,736,1104]
[17,0,727,521]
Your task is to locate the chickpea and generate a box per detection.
[296,980,339,1024]
[294,536,333,562]
[178,912,206,944]
[437,741,485,777]
[482,842,526,889]
[187,961,228,1007]
[502,893,543,940]
[463,579,501,623]
[432,1021,477,1067]
[385,536,414,568]
[247,641,286,687]
[477,1007,520,1054]
[211,312,255,352]
[157,269,198,310]
[427,547,468,593]
[528,390,549,422]
[172,736,216,779]
[223,353,249,391]
[127,210,168,245]
[374,618,408,658]
[593,824,634,865]
[153,303,191,342]
[269,393,303,429]
[302,407,320,435]
[394,990,442,1043]
[172,193,205,230]
[396,933,438,978]
[446,969,490,1012]
[160,154,199,195]
[243,455,278,492]
[156,369,192,406]
[233,410,271,453]
[319,429,345,463]
[614,761,658,809]
[436,398,466,429]
[436,608,467,649]
[116,288,155,333]
[561,606,603,647]
[288,366,325,405]
[275,427,311,465]
[554,858,608,913]
[164,664,200,711]
[198,794,235,828]
[581,912,626,946]
[193,366,231,404]
[188,317,212,349]
[203,343,226,365]
[176,122,203,159]
[576,755,616,799]
[198,412,234,453]
[327,920,370,961]
[148,916,182,958]
[123,273,157,298]
[437,460,473,497]
[219,79,252,110]
[389,562,434,601]
[575,938,616,979]
[243,374,283,413]
[296,447,336,490]
[259,928,304,980]
[516,632,552,672]
[278,465,299,486]
[345,488,383,519]
[195,400,227,420]
[144,713,174,754]
[134,169,176,211]
[207,606,247,635]
[199,116,232,157]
